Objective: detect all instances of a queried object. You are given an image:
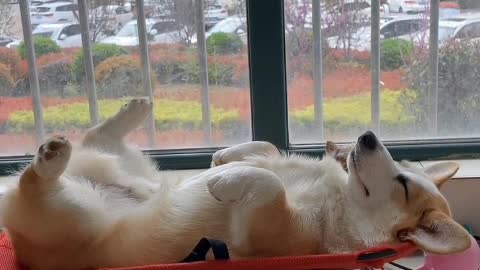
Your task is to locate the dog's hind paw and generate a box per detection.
[117,98,153,122]
[33,136,72,180]
[207,166,284,207]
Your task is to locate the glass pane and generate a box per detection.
[286,0,373,143]
[0,0,251,156]
[286,0,479,144]
[145,0,251,149]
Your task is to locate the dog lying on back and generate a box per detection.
[0,98,471,270]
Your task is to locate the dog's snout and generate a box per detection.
[358,131,377,150]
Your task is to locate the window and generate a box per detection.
[56,4,76,12]
[1,0,480,174]
[456,22,480,39]
[285,0,480,145]
[60,24,81,37]
[0,0,250,159]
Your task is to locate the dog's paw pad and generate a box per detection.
[34,136,71,179]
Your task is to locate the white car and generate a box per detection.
[30,2,78,27]
[389,0,428,13]
[204,4,228,29]
[192,16,247,44]
[406,14,480,47]
[92,5,134,33]
[438,16,480,42]
[327,15,426,51]
[7,23,82,49]
[99,19,182,46]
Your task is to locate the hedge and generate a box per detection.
[7,99,240,132]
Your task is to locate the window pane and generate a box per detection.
[0,0,251,156]
[286,0,480,144]
[286,0,373,143]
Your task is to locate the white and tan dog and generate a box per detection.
[0,98,471,270]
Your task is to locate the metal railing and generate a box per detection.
[17,0,213,147]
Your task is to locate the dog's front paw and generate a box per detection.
[33,136,72,180]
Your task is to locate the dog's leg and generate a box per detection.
[206,166,312,256]
[81,98,159,180]
[82,98,153,153]
[211,141,280,167]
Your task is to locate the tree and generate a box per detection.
[322,0,371,61]
[167,0,197,45]
[0,1,14,36]
[72,0,119,42]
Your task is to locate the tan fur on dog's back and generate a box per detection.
[0,99,471,270]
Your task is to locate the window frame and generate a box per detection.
[1,0,480,177]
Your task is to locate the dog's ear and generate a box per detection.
[326,141,338,156]
[399,210,471,254]
[423,162,459,188]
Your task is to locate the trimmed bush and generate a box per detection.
[72,43,129,82]
[95,55,150,98]
[380,39,413,71]
[0,47,21,80]
[18,36,61,59]
[7,99,240,132]
[207,33,243,55]
[38,59,74,97]
[180,62,236,85]
[0,63,15,96]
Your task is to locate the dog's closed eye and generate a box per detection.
[395,174,409,202]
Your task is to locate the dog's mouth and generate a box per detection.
[351,147,370,197]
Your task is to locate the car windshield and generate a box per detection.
[33,31,54,38]
[117,24,138,37]
[35,7,51,12]
[439,26,456,42]
[208,19,240,34]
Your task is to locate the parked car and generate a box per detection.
[92,5,133,34]
[407,14,480,47]
[30,2,78,27]
[192,16,247,45]
[327,15,426,51]
[204,4,228,29]
[100,19,182,46]
[7,23,83,48]
[144,0,174,18]
[307,0,389,36]
[389,0,428,14]
[0,36,19,47]
[30,0,72,6]
[438,15,480,43]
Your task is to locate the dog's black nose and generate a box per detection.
[359,131,377,150]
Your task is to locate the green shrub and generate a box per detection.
[95,55,150,98]
[38,60,74,97]
[292,90,414,130]
[404,40,480,135]
[380,39,413,70]
[0,63,15,96]
[18,37,61,59]
[207,33,243,55]
[72,43,129,82]
[6,99,240,132]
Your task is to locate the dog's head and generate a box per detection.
[342,131,470,255]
